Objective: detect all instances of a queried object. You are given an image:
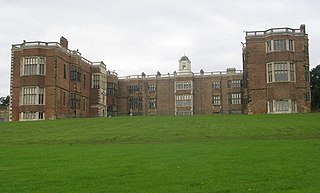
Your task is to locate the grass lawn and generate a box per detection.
[0,113,320,193]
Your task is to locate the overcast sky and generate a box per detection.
[0,0,319,97]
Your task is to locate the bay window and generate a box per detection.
[267,62,295,83]
[21,56,46,75]
[266,39,294,52]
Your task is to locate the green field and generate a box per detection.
[0,114,320,193]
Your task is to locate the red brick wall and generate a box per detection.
[244,29,311,114]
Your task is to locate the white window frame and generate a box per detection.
[266,39,294,53]
[20,111,45,121]
[92,74,100,88]
[212,81,221,89]
[20,56,46,76]
[267,100,297,114]
[176,111,193,115]
[148,84,156,92]
[176,95,193,107]
[230,93,241,105]
[149,98,156,109]
[228,110,242,115]
[212,96,221,106]
[20,87,45,105]
[175,81,192,90]
[266,62,295,83]
[228,80,241,88]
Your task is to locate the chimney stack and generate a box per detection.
[300,24,306,34]
[60,36,68,49]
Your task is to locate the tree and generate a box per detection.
[0,95,10,107]
[311,65,320,111]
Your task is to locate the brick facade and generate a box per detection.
[243,24,311,114]
[10,24,311,121]
[11,38,99,121]
[115,66,243,116]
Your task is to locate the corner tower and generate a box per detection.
[242,24,310,114]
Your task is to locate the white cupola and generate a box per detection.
[178,55,192,74]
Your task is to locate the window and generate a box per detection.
[83,74,86,88]
[266,39,294,53]
[268,100,273,113]
[128,85,140,93]
[21,87,45,105]
[38,57,45,75]
[38,112,44,120]
[176,81,192,90]
[229,93,241,105]
[22,87,36,105]
[63,64,67,79]
[212,96,221,106]
[275,63,288,81]
[148,84,156,92]
[304,65,310,82]
[83,98,86,111]
[20,111,45,121]
[228,80,241,88]
[107,83,115,96]
[70,65,77,80]
[176,95,192,107]
[305,92,311,101]
[70,93,80,109]
[266,41,272,52]
[70,65,81,81]
[70,93,76,109]
[38,87,44,105]
[268,100,297,113]
[21,57,46,76]
[267,62,295,83]
[128,97,142,110]
[289,63,295,82]
[176,111,192,115]
[292,100,297,112]
[22,112,36,120]
[93,75,100,88]
[276,100,289,111]
[267,63,273,83]
[62,91,66,107]
[228,110,242,114]
[273,39,286,51]
[288,40,294,51]
[212,81,221,89]
[149,98,156,109]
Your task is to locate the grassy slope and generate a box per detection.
[0,114,320,193]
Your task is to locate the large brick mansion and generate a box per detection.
[9,24,311,121]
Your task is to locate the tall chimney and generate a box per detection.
[60,36,68,49]
[300,24,306,34]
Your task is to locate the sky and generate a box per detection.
[0,0,319,97]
